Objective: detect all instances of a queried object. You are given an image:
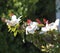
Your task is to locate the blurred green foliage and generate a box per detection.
[0,0,55,21]
[26,30,60,53]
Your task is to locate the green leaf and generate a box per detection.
[14,31,17,37]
